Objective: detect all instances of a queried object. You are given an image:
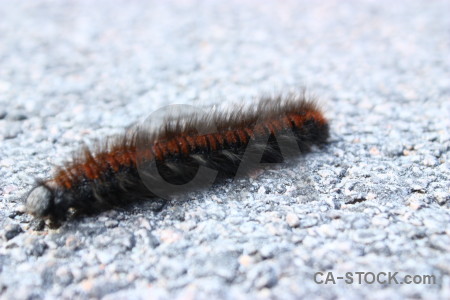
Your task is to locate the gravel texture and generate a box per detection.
[1,0,450,299]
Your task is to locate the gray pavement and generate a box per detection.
[0,0,449,299]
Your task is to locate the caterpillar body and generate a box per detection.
[25,94,329,223]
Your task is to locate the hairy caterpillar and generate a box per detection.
[25,94,329,224]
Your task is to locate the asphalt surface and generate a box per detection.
[1,0,449,299]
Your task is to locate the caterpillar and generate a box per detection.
[24,94,329,224]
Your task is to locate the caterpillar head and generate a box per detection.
[25,180,89,225]
[25,184,55,219]
[25,181,71,225]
